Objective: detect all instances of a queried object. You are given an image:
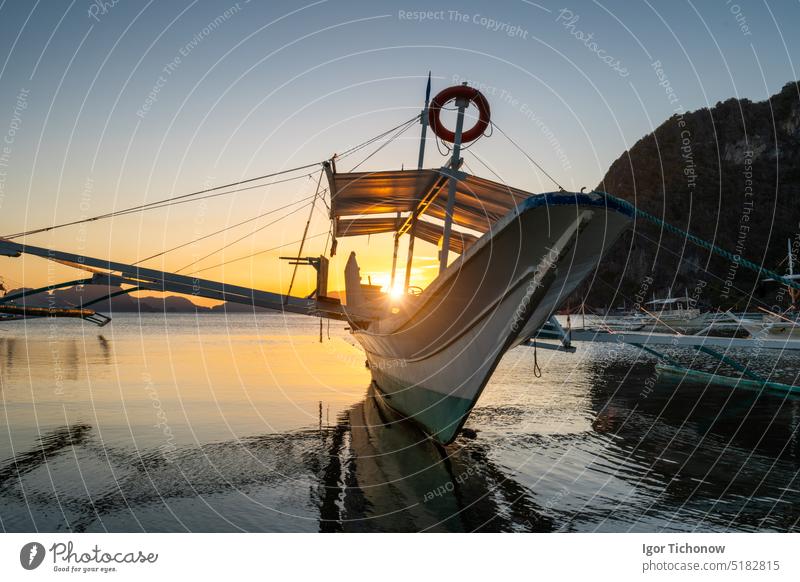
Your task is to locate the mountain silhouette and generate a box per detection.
[576,81,800,310]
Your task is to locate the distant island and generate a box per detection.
[2,284,346,314]
[2,284,269,313]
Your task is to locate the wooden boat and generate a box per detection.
[319,81,632,443]
[0,79,633,444]
[332,179,632,443]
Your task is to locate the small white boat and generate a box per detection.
[739,239,800,340]
[738,312,800,340]
[602,292,717,334]
[642,294,706,333]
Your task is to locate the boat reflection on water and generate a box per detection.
[320,356,800,532]
[316,385,554,532]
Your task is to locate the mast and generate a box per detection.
[438,82,468,274]
[401,72,431,292]
[789,238,798,308]
[417,71,432,170]
[388,211,401,291]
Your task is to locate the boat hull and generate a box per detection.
[742,319,800,340]
[352,192,633,444]
[603,311,718,334]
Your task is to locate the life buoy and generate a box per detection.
[428,85,491,144]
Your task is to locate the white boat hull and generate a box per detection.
[742,318,800,340]
[351,192,633,444]
[604,311,718,334]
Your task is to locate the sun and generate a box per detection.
[369,271,406,301]
[388,285,405,300]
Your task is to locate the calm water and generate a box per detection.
[1,313,798,532]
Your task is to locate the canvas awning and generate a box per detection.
[335,216,479,254]
[329,170,434,216]
[413,220,478,255]
[328,168,532,234]
[335,216,401,237]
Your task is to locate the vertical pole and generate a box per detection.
[389,212,400,290]
[286,170,323,301]
[403,232,416,292]
[417,71,432,170]
[789,238,798,307]
[439,85,468,274]
[404,72,432,292]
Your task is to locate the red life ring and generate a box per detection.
[428,85,491,144]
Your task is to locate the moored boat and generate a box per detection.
[334,183,632,443]
[0,78,635,445]
[325,81,633,443]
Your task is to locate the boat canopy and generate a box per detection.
[335,215,478,254]
[328,168,532,239]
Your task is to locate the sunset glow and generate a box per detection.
[3,0,800,551]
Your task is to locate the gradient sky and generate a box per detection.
[1,0,798,300]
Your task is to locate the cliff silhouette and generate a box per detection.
[577,81,800,310]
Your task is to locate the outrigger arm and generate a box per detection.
[0,237,351,323]
[0,275,112,326]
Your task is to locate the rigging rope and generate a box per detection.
[491,121,565,191]
[465,149,520,197]
[286,170,324,298]
[478,122,795,295]
[186,232,329,275]
[532,338,542,378]
[2,163,322,239]
[133,194,317,266]
[606,194,800,292]
[2,113,423,240]
[320,187,334,257]
[174,198,317,274]
[336,114,421,161]
[348,116,420,172]
[107,173,317,217]
[145,114,423,274]
[435,134,451,157]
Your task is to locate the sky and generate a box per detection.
[0,0,798,301]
